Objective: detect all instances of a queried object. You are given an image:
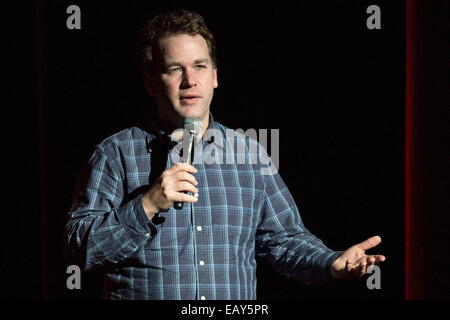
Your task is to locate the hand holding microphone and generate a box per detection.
[173,117,202,210]
[141,118,202,218]
[141,163,199,219]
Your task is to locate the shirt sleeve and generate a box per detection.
[255,171,342,286]
[65,146,154,271]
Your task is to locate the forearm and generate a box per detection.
[65,195,153,271]
[283,241,342,286]
[257,226,342,286]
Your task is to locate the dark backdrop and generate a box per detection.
[3,0,448,300]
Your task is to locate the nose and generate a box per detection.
[181,69,197,88]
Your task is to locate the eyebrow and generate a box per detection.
[165,58,211,68]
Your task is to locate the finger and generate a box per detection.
[374,255,386,263]
[167,190,198,203]
[356,235,382,251]
[177,192,199,203]
[347,260,361,274]
[351,255,366,267]
[175,171,198,186]
[346,260,353,273]
[359,261,367,276]
[174,181,199,194]
[367,256,376,267]
[171,162,198,174]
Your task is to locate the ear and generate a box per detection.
[213,68,219,89]
[143,73,156,96]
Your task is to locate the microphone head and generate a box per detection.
[183,117,202,136]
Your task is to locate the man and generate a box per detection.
[65,9,385,300]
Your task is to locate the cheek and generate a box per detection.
[160,78,180,97]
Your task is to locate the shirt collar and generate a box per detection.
[145,112,224,152]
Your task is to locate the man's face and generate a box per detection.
[146,34,218,128]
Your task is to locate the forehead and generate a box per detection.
[157,34,210,63]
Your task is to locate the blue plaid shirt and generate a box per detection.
[65,116,341,300]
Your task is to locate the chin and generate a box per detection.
[178,106,206,119]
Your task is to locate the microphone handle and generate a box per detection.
[173,191,192,210]
[174,133,195,210]
[173,200,184,210]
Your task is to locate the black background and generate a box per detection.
[3,0,448,300]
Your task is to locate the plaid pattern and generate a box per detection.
[65,117,341,300]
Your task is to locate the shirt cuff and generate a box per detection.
[323,250,344,284]
[117,193,155,235]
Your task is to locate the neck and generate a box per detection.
[156,113,210,141]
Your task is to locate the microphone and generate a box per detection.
[173,117,202,210]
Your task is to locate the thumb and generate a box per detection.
[356,235,382,251]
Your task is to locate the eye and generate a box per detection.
[195,65,207,70]
[167,67,182,74]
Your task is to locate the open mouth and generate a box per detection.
[180,96,201,105]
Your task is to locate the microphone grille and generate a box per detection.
[183,117,202,136]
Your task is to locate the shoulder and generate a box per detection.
[211,120,278,175]
[93,127,150,159]
[211,121,260,149]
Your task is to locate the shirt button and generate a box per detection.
[200,296,206,300]
[199,260,205,266]
[145,233,151,237]
[196,226,202,231]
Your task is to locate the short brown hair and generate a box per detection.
[138,9,217,75]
